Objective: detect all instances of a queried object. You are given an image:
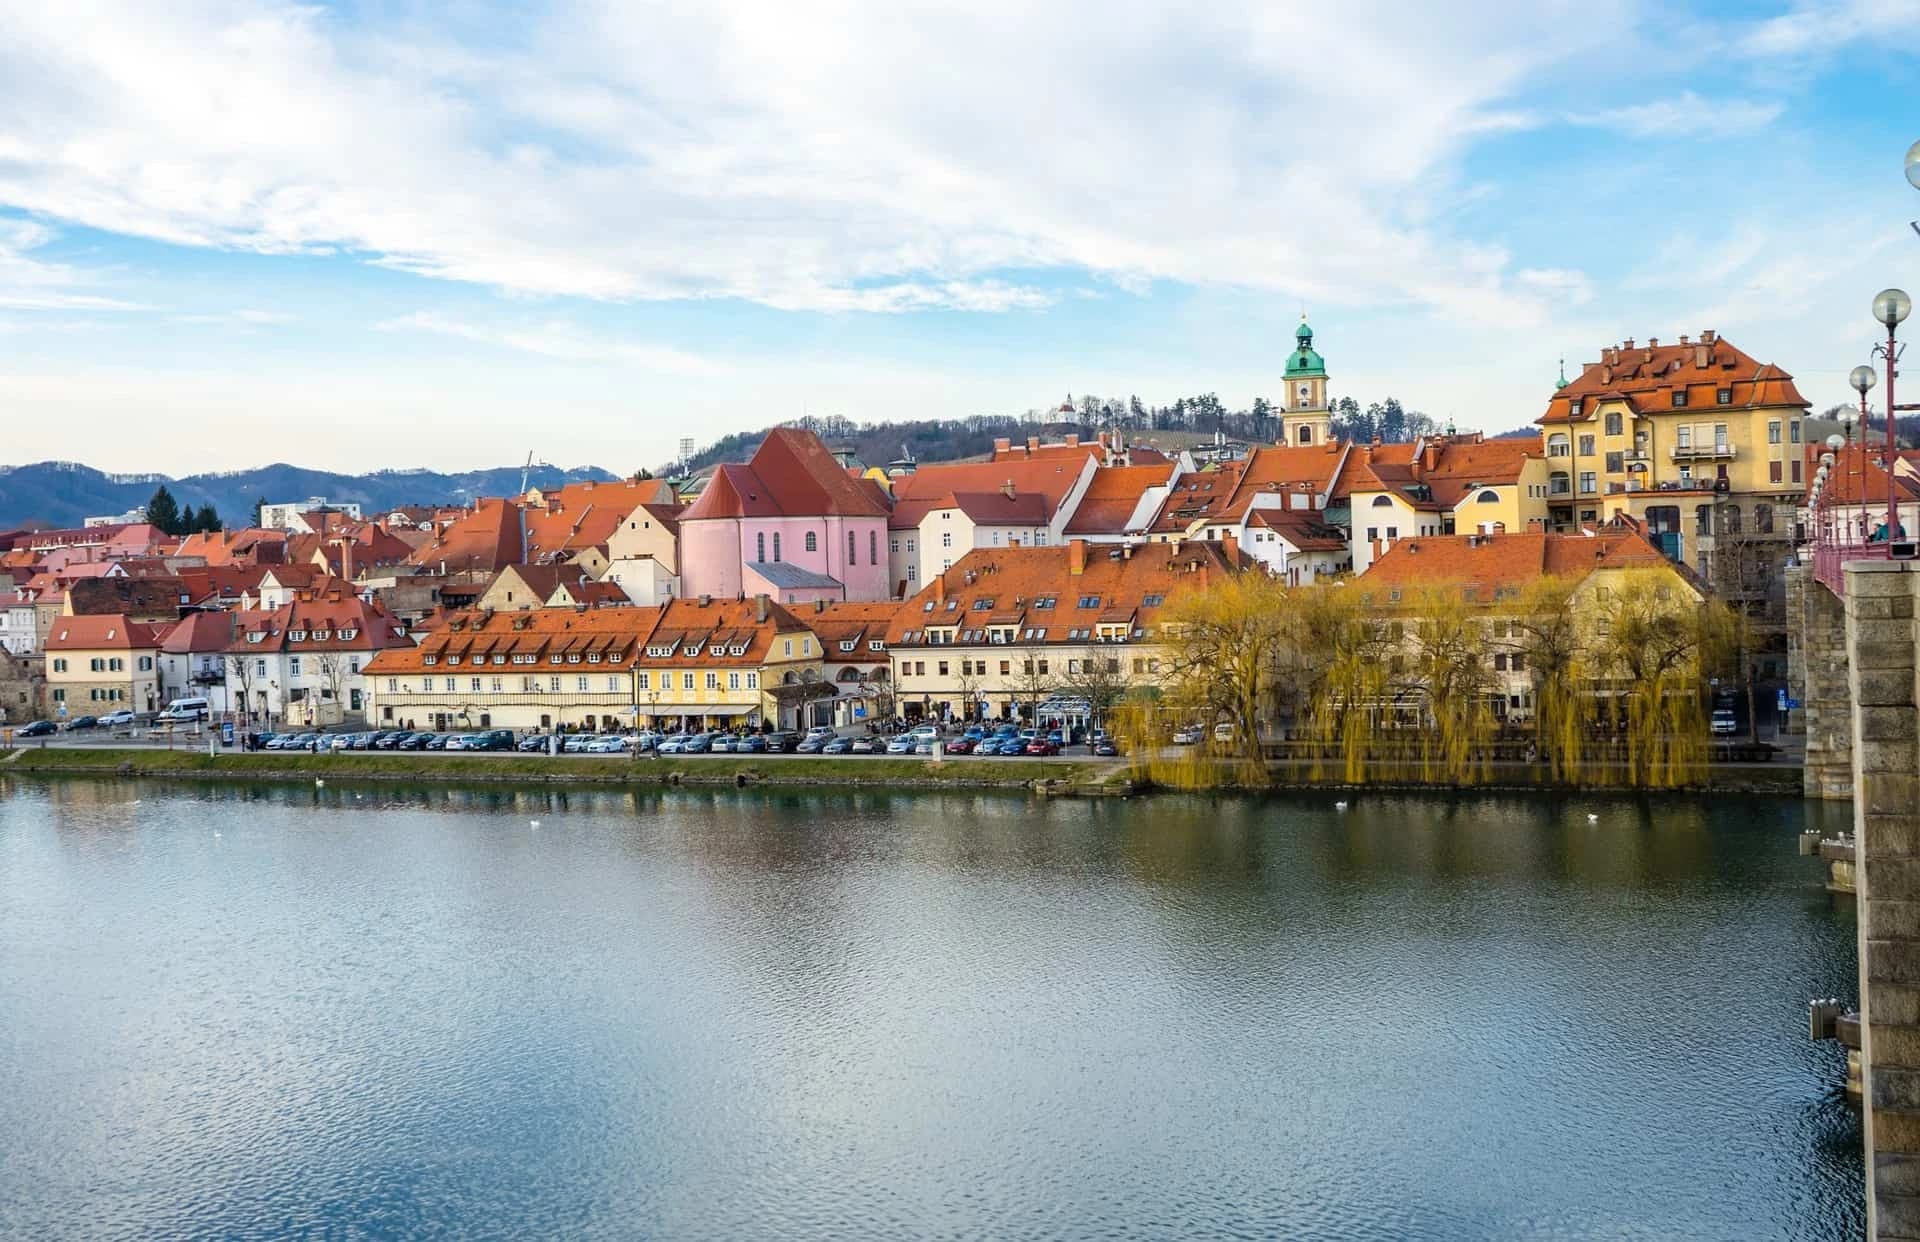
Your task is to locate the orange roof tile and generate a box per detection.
[1360,530,1674,593]
[1540,333,1809,425]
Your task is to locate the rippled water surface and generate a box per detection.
[0,778,1863,1240]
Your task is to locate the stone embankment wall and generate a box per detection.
[1843,560,1920,1240]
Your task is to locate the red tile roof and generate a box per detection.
[47,614,169,650]
[888,457,1089,529]
[1063,464,1175,536]
[407,498,524,573]
[681,428,890,521]
[1540,333,1809,425]
[1360,530,1673,592]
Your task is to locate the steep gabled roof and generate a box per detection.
[1540,333,1809,425]
[47,614,169,650]
[1064,463,1176,536]
[681,428,891,522]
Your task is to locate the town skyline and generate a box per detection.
[1,1,1916,474]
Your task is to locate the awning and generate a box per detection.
[645,703,756,717]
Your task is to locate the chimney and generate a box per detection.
[1222,533,1239,562]
[1648,337,1658,349]
[1622,338,1635,351]
[1002,479,1016,500]
[813,598,825,614]
[1065,434,1079,447]
[699,593,711,607]
[934,572,945,603]
[993,437,1011,453]
[1678,334,1690,346]
[1068,539,1087,576]
[754,593,769,622]
[1027,436,1039,452]
[1694,342,1709,368]
[1701,329,1716,344]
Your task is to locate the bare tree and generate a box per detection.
[311,651,351,724]
[1059,646,1132,734]
[226,654,258,724]
[1008,650,1057,724]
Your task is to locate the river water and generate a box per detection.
[0,779,1863,1240]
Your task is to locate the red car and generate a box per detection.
[942,738,974,755]
[1023,739,1061,756]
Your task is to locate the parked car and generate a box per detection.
[1092,739,1121,757]
[823,736,853,755]
[397,732,434,751]
[64,715,99,731]
[99,709,137,728]
[516,734,549,752]
[962,725,986,742]
[885,735,917,755]
[1213,722,1236,744]
[973,738,1002,756]
[1711,709,1739,736]
[763,731,799,753]
[656,733,695,755]
[805,725,835,741]
[907,723,940,744]
[943,738,974,755]
[850,736,880,754]
[736,735,768,754]
[796,734,828,754]
[683,733,715,754]
[1024,739,1061,757]
[1172,725,1203,745]
[584,736,628,753]
[17,720,56,738]
[561,734,595,753]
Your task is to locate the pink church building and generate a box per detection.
[677,428,893,603]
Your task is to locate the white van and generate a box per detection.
[158,696,210,723]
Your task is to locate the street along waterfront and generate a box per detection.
[0,780,1863,1239]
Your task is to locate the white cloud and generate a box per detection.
[0,218,143,311]
[1565,92,1783,138]
[378,310,719,374]
[1739,0,1920,56]
[0,0,1626,328]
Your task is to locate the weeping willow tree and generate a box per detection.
[1294,587,1398,784]
[1145,571,1293,787]
[1511,576,1587,783]
[1583,568,1734,788]
[1406,586,1500,784]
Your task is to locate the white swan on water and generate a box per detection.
[1587,813,1599,824]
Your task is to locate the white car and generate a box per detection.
[585,736,628,753]
[657,733,694,755]
[98,710,136,727]
[1171,726,1202,745]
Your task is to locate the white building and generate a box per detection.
[1,591,38,656]
[259,498,364,531]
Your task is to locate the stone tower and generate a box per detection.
[1279,317,1332,446]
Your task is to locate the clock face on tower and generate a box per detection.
[1296,382,1312,406]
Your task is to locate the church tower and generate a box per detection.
[1278,317,1332,446]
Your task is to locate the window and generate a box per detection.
[387,678,398,692]
[682,672,695,690]
[549,676,561,692]
[772,533,781,562]
[1548,434,1570,458]
[491,677,504,692]
[1676,426,1692,450]
[890,538,900,553]
[52,658,66,672]
[289,657,302,676]
[783,639,793,656]
[1755,504,1774,534]
[1716,387,1732,405]
[1790,420,1801,444]
[869,531,878,565]
[999,660,1011,676]
[1713,424,1729,452]
[1578,471,1596,495]
[704,672,718,690]
[256,659,266,676]
[727,672,741,690]
[1371,495,1394,507]
[1768,421,1782,445]
[1578,435,1595,456]
[1604,452,1623,473]
[745,672,758,690]
[942,532,952,548]
[805,532,817,553]
[1494,653,1508,671]
[848,531,856,563]
[444,677,457,692]
[937,661,949,676]
[1385,527,1398,540]
[1769,461,1782,484]
[1569,399,1583,417]
[1791,460,1802,483]
[1366,527,1378,541]
[756,532,766,562]
[138,656,152,671]
[637,672,651,690]
[1604,411,1622,436]
[1671,390,1688,408]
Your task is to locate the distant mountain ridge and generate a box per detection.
[0,460,620,531]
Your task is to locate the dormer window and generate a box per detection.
[1569,399,1583,417]
[839,640,856,652]
[340,628,357,640]
[869,639,885,651]
[247,632,263,644]
[1671,390,1688,408]
[313,629,330,641]
[1716,387,1732,405]
[587,653,601,664]
[566,653,581,664]
[289,630,308,641]
[447,656,461,666]
[423,654,438,665]
[728,644,747,657]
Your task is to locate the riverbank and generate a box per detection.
[1,745,1806,797]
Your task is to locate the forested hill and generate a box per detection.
[670,394,1448,474]
[0,461,617,531]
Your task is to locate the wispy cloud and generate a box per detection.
[0,218,144,311]
[378,310,718,374]
[1739,0,1920,57]
[1565,92,1783,138]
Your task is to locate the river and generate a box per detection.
[0,778,1863,1239]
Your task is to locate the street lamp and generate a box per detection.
[1871,288,1913,542]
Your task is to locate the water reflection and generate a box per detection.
[0,777,1863,1240]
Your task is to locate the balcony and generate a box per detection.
[1670,442,1736,462]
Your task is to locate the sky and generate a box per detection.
[0,0,1917,476]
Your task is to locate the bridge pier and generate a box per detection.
[1844,559,1920,1239]
[1790,564,1858,800]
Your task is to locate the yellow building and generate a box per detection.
[634,596,829,730]
[45,614,167,718]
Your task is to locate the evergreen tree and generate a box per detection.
[145,486,182,536]
[193,504,223,533]
[250,496,267,527]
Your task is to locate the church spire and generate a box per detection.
[1555,357,1569,390]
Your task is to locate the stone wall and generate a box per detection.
[0,647,43,726]
[1791,564,1857,800]
[1844,559,1920,1240]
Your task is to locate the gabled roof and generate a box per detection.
[1247,509,1349,551]
[680,428,891,522]
[407,498,524,572]
[1063,463,1176,536]
[160,609,237,654]
[888,456,1090,529]
[747,561,845,591]
[1540,332,1809,425]
[1145,443,1346,533]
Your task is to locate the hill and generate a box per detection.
[0,461,619,531]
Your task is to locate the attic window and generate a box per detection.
[340,628,357,640]
[1716,388,1732,405]
[868,639,885,651]
[1077,595,1100,608]
[607,651,623,663]
[1569,399,1583,417]
[972,599,994,611]
[447,656,461,666]
[587,653,602,664]
[922,600,935,612]
[1671,390,1688,408]
[1032,595,1056,609]
[1142,593,1165,607]
[728,643,747,656]
[490,653,505,665]
[289,630,308,641]
[423,654,437,665]
[313,629,330,641]
[839,640,857,652]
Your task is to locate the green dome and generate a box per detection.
[1284,315,1325,378]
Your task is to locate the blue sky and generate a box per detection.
[0,0,1916,475]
